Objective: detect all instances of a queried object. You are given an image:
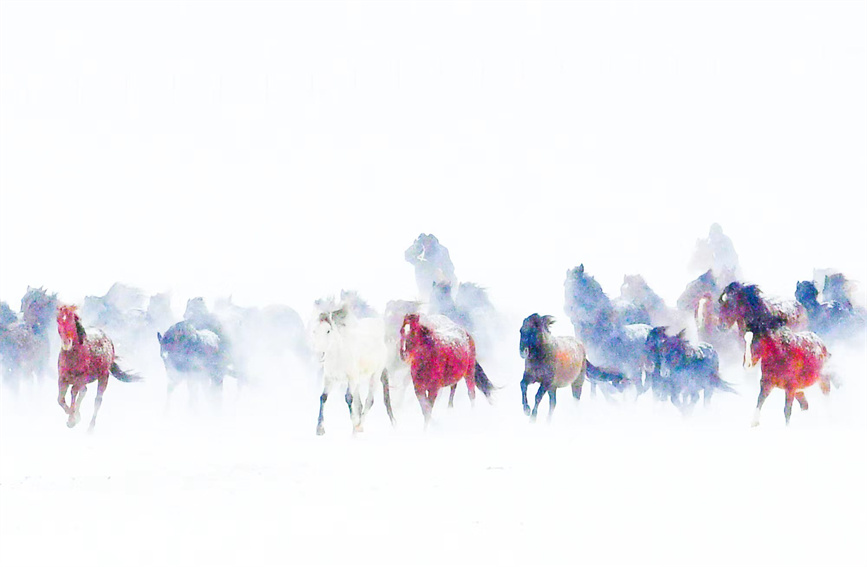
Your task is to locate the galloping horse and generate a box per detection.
[519,313,587,422]
[564,264,651,392]
[399,313,494,426]
[719,282,808,365]
[643,326,734,413]
[748,324,831,426]
[157,321,233,408]
[310,302,392,435]
[56,305,142,429]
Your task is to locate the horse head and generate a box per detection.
[22,286,58,332]
[399,313,424,361]
[565,264,612,324]
[795,281,819,307]
[404,233,440,265]
[519,313,555,359]
[56,304,85,350]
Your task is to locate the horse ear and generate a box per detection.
[74,315,86,344]
[542,315,556,329]
[676,329,686,339]
[157,332,163,343]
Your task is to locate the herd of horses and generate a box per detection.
[1,231,864,433]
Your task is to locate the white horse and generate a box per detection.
[310,303,391,435]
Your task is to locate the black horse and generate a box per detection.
[564,264,651,392]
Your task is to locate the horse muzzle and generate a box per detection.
[60,338,74,351]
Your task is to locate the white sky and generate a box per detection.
[1,1,865,323]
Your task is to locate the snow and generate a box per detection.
[2,339,865,567]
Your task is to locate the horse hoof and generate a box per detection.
[750,420,760,428]
[67,420,76,428]
[316,426,325,436]
[353,425,364,434]
[523,407,531,416]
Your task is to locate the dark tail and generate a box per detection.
[711,373,737,394]
[110,362,143,383]
[473,361,495,401]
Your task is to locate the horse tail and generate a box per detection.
[110,362,143,383]
[712,374,738,394]
[473,361,495,401]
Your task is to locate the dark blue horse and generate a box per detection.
[0,287,58,390]
[157,321,234,406]
[564,264,651,392]
[795,280,865,342]
[644,326,735,413]
[157,298,240,406]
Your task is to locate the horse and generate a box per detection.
[747,323,831,426]
[643,326,735,413]
[56,304,142,430]
[405,233,458,302]
[399,312,494,426]
[157,321,235,408]
[619,274,680,328]
[795,280,865,342]
[381,299,422,419]
[0,287,58,390]
[687,223,742,281]
[429,280,499,360]
[564,264,651,392]
[519,314,587,422]
[719,282,808,365]
[310,301,392,435]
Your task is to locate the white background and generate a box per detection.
[1,2,865,566]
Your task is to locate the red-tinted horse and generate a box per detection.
[748,327,831,426]
[56,305,142,430]
[399,313,494,426]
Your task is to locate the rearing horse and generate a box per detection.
[56,305,142,430]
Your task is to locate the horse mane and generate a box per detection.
[1,301,17,327]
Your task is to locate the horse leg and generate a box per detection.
[795,391,809,411]
[57,381,71,415]
[88,377,108,431]
[571,378,583,401]
[520,374,532,416]
[380,369,396,426]
[415,386,434,428]
[68,384,86,428]
[316,381,332,436]
[448,384,457,408]
[530,383,547,423]
[784,389,796,425]
[752,381,773,427]
[547,387,557,423]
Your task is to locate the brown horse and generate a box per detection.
[519,314,587,422]
[399,313,494,426]
[748,327,831,426]
[56,305,142,430]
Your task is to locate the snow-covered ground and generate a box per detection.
[2,335,865,567]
